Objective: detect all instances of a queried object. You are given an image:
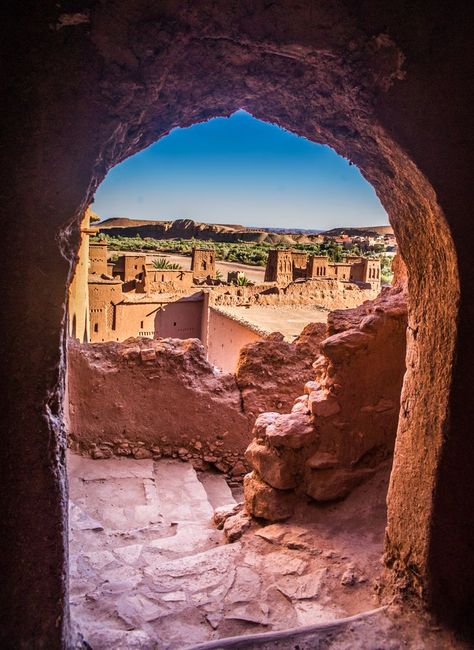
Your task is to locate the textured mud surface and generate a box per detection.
[69,454,465,649]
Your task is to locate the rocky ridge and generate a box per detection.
[98,218,327,246]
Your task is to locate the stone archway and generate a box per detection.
[1,2,472,647]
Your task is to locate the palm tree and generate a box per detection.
[236,274,251,286]
[152,258,182,270]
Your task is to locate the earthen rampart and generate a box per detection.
[210,278,379,310]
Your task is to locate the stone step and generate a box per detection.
[197,472,237,511]
[153,459,214,524]
[68,453,162,532]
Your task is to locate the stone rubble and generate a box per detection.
[243,284,407,520]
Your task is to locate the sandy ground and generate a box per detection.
[217,305,329,339]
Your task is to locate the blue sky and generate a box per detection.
[93,110,388,230]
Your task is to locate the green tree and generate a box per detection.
[236,274,251,286]
[152,258,182,270]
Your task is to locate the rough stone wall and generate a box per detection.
[244,284,407,518]
[210,279,380,310]
[1,2,471,645]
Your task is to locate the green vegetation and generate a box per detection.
[151,257,182,270]
[96,234,352,266]
[236,274,251,286]
[379,255,394,285]
[94,233,393,278]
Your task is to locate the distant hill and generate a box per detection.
[322,225,393,237]
[97,218,326,245]
[98,217,392,244]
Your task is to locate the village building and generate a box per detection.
[191,247,216,278]
[264,249,293,284]
[67,209,100,342]
[69,236,381,345]
[265,249,380,288]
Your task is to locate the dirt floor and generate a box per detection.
[217,304,329,339]
[68,453,466,649]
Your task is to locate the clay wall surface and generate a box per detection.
[349,260,367,283]
[236,323,327,422]
[210,279,380,310]
[307,256,330,278]
[112,296,204,341]
[138,268,194,293]
[155,298,203,339]
[123,254,146,282]
[67,321,326,471]
[113,302,160,340]
[88,280,122,342]
[291,251,308,279]
[67,337,250,474]
[88,280,122,310]
[291,252,308,269]
[68,211,92,342]
[88,243,108,275]
[191,248,216,278]
[328,263,353,281]
[264,250,293,284]
[207,306,264,373]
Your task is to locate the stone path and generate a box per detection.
[69,455,469,649]
[69,453,344,648]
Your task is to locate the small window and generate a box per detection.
[94,323,98,332]
[173,322,177,326]
[140,321,144,329]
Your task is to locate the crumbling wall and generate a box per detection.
[244,284,407,520]
[209,279,380,310]
[67,337,250,475]
[67,324,326,476]
[236,322,327,421]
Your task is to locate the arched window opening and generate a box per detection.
[64,109,411,649]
